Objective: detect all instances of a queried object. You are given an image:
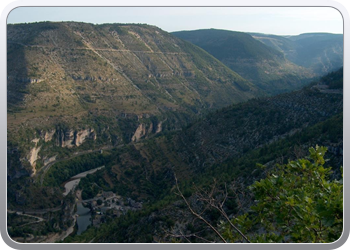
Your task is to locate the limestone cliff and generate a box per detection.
[132,120,165,142]
[156,121,163,134]
[59,129,75,148]
[75,128,97,146]
[27,127,96,166]
[43,129,56,142]
[132,124,147,142]
[56,128,97,148]
[26,138,41,176]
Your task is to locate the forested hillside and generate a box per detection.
[61,69,343,243]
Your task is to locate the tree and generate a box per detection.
[221,146,343,243]
[173,175,252,243]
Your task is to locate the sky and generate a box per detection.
[6,6,343,36]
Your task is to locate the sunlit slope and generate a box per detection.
[7,22,260,180]
[8,22,258,123]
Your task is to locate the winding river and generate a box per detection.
[62,165,105,236]
[63,166,105,196]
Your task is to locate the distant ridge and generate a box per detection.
[251,32,343,74]
[173,29,314,95]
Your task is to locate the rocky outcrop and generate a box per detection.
[59,129,75,148]
[156,121,163,134]
[132,124,147,142]
[132,121,164,142]
[27,138,41,176]
[75,128,97,146]
[44,129,56,142]
[28,146,41,167]
[20,127,97,176]
[57,128,96,148]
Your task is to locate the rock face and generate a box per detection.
[156,121,163,134]
[21,127,96,177]
[56,128,97,148]
[26,128,96,168]
[75,128,97,146]
[27,138,41,176]
[44,129,56,142]
[132,124,147,142]
[59,129,75,148]
[28,146,41,167]
[131,121,164,142]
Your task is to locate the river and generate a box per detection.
[61,165,105,236]
[76,203,91,235]
[62,166,105,196]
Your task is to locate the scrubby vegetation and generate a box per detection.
[221,146,342,243]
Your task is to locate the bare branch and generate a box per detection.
[191,179,251,243]
[174,174,227,243]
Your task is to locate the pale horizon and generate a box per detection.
[7,7,343,36]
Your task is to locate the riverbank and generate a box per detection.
[63,166,105,196]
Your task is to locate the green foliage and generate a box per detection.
[320,68,343,89]
[43,152,110,187]
[221,146,343,243]
[78,168,112,200]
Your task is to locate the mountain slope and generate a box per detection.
[44,69,343,204]
[172,29,313,94]
[7,22,260,179]
[8,22,257,115]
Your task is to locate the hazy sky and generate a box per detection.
[7,7,343,35]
